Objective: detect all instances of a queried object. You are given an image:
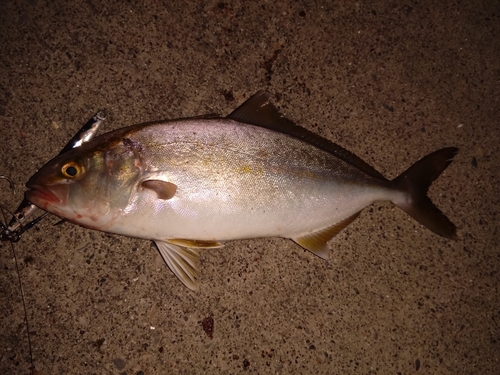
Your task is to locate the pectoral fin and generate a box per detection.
[293,212,361,260]
[142,180,177,200]
[155,240,200,290]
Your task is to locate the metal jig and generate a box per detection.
[0,110,107,242]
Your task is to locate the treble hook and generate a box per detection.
[0,175,16,235]
[0,175,15,192]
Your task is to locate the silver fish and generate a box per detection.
[25,92,458,289]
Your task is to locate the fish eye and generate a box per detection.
[61,162,83,178]
[66,166,77,176]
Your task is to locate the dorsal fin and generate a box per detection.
[228,91,385,180]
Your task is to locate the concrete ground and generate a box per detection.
[1,1,499,374]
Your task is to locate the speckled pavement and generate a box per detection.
[1,1,499,374]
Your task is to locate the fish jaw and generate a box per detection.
[25,155,72,211]
[25,183,69,211]
[25,183,116,231]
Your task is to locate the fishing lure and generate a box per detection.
[1,110,107,242]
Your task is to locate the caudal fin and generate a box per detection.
[392,147,458,239]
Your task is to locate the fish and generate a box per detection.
[25,91,458,290]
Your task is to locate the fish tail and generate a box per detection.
[392,147,458,239]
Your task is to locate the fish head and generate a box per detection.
[26,136,144,229]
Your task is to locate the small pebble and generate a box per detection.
[113,357,126,371]
[201,316,214,339]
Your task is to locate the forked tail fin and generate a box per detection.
[392,147,458,239]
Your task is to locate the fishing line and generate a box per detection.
[7,230,35,374]
[0,202,35,374]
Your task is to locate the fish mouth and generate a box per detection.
[25,184,68,206]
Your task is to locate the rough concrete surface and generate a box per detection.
[0,1,499,374]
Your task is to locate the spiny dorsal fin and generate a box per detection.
[292,212,361,259]
[155,240,200,290]
[228,91,385,180]
[191,113,221,119]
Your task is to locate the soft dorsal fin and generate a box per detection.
[292,211,361,259]
[155,240,200,290]
[228,91,385,180]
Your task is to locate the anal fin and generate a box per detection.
[167,238,224,249]
[293,212,361,260]
[154,240,200,290]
